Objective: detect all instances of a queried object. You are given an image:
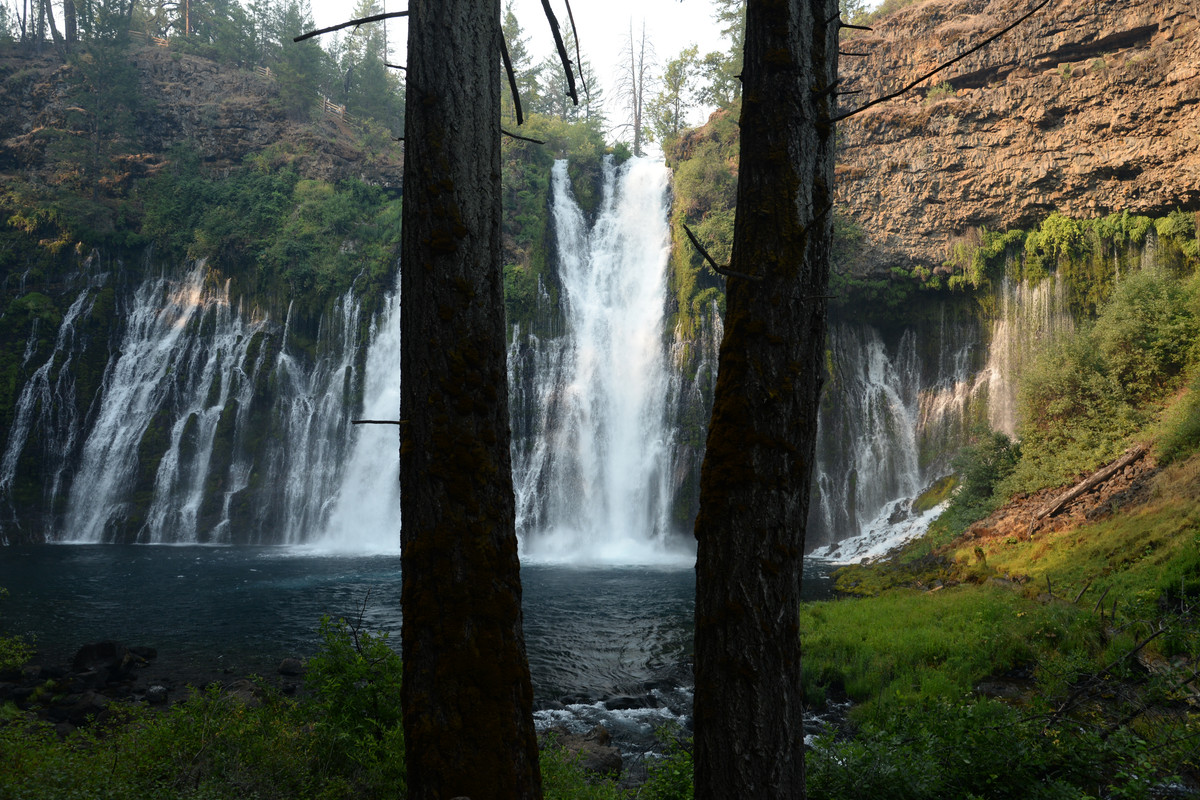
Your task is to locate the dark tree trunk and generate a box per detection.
[399,1,542,799]
[64,0,77,46]
[692,0,838,797]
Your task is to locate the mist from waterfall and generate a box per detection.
[511,158,684,564]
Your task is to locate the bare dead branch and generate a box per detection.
[386,61,406,71]
[500,35,525,126]
[1072,580,1092,604]
[502,128,546,144]
[352,419,406,425]
[540,0,578,105]
[1092,585,1112,615]
[294,10,409,43]
[839,50,869,57]
[834,0,1054,123]
[682,224,763,283]
[840,22,873,31]
[563,0,589,106]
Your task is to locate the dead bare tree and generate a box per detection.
[613,20,654,156]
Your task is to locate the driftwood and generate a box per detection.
[1034,443,1149,522]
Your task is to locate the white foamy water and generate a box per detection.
[513,158,680,564]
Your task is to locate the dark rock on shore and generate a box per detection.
[543,724,623,777]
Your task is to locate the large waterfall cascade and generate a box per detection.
[62,264,266,543]
[318,286,402,551]
[510,158,683,563]
[0,258,393,545]
[1,162,1108,554]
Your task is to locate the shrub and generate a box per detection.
[1155,371,1200,464]
[639,728,694,800]
[304,614,405,790]
[1005,268,1200,492]
[925,81,955,103]
[932,428,1019,535]
[0,587,33,674]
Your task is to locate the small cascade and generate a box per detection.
[319,284,402,551]
[512,158,681,563]
[810,313,985,554]
[0,287,96,533]
[61,264,267,543]
[266,292,363,544]
[984,272,1074,436]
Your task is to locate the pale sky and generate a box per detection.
[308,0,735,139]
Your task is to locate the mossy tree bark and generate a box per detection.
[692,0,838,797]
[399,1,542,798]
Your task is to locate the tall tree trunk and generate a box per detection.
[400,1,542,799]
[692,0,837,797]
[43,0,64,56]
[64,0,77,46]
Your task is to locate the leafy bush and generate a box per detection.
[925,81,955,103]
[0,587,33,673]
[639,727,694,800]
[926,429,1018,537]
[1155,372,1200,464]
[540,740,624,800]
[1006,268,1200,492]
[0,616,407,800]
[304,614,406,791]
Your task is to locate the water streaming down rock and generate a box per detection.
[0,260,389,545]
[318,284,402,552]
[0,284,98,536]
[510,159,682,563]
[0,162,1118,553]
[809,315,980,555]
[66,265,270,543]
[984,272,1075,436]
[58,264,260,542]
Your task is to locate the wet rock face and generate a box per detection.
[835,0,1200,273]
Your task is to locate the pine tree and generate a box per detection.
[648,44,700,144]
[400,0,542,796]
[693,0,838,796]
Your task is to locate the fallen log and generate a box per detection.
[1034,443,1149,522]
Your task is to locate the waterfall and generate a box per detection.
[318,284,402,552]
[511,158,683,563]
[0,286,96,535]
[984,273,1074,436]
[809,311,987,558]
[5,259,394,545]
[60,263,267,543]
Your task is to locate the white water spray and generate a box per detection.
[61,264,266,543]
[318,284,402,552]
[514,158,682,564]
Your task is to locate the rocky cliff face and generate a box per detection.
[835,0,1200,273]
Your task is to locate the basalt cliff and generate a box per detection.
[835,0,1200,273]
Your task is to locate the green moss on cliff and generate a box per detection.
[500,113,611,338]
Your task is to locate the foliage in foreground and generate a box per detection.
[805,455,1200,800]
[0,587,34,673]
[0,614,635,800]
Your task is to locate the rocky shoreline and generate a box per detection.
[0,639,310,736]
